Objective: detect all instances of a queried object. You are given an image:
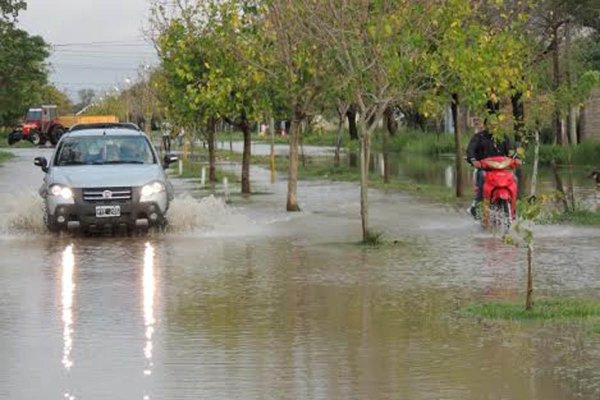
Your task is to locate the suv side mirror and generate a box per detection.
[163,154,178,169]
[34,156,48,173]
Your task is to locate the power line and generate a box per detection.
[52,64,141,71]
[53,49,156,54]
[52,39,147,46]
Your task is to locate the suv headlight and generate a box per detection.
[49,184,73,200]
[141,181,165,197]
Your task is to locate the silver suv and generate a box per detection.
[34,126,177,233]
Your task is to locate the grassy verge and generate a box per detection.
[543,209,600,226]
[0,128,34,148]
[527,140,600,166]
[0,150,14,164]
[466,298,600,320]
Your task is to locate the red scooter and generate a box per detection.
[477,156,519,231]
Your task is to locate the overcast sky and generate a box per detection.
[19,0,158,101]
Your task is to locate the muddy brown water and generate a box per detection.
[0,148,599,399]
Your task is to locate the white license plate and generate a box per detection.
[95,205,121,218]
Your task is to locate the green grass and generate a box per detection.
[544,209,600,226]
[362,230,385,246]
[466,298,600,320]
[527,140,600,166]
[0,150,14,164]
[0,128,34,148]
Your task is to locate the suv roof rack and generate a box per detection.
[68,122,141,132]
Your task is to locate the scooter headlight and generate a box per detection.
[49,184,73,200]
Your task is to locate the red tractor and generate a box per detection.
[7,105,118,146]
[8,105,65,146]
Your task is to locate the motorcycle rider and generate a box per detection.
[466,114,519,217]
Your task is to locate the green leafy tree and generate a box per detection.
[0,0,25,21]
[0,0,49,126]
[302,0,435,241]
[38,84,73,115]
[198,1,273,194]
[258,0,331,211]
[529,0,600,145]
[421,0,531,197]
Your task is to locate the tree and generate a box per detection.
[303,0,433,241]
[0,0,49,126]
[421,0,530,197]
[200,1,272,195]
[151,2,217,180]
[0,0,25,21]
[528,0,600,145]
[77,88,95,108]
[38,84,73,115]
[152,0,272,192]
[260,0,331,211]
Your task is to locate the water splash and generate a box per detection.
[0,192,256,237]
[166,194,255,236]
[0,191,46,235]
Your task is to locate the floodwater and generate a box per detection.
[1,148,599,399]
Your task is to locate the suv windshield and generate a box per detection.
[55,136,156,166]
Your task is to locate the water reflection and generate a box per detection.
[61,244,75,371]
[143,242,156,378]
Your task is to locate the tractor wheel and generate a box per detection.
[29,130,43,146]
[50,127,65,145]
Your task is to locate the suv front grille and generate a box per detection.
[83,187,132,202]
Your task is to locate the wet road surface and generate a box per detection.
[0,148,599,399]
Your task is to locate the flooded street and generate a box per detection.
[1,148,600,399]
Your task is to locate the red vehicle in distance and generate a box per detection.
[7,105,117,146]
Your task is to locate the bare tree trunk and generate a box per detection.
[511,90,525,144]
[359,123,370,241]
[567,152,576,211]
[382,128,390,184]
[347,106,359,140]
[525,243,534,311]
[451,93,464,198]
[241,117,251,194]
[269,116,276,183]
[300,122,306,168]
[286,110,302,212]
[551,161,569,212]
[565,20,578,146]
[579,106,587,142]
[384,105,398,136]
[208,117,217,183]
[552,26,565,146]
[530,130,540,198]
[569,107,578,145]
[334,115,343,166]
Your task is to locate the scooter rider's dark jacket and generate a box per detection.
[466,129,512,164]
